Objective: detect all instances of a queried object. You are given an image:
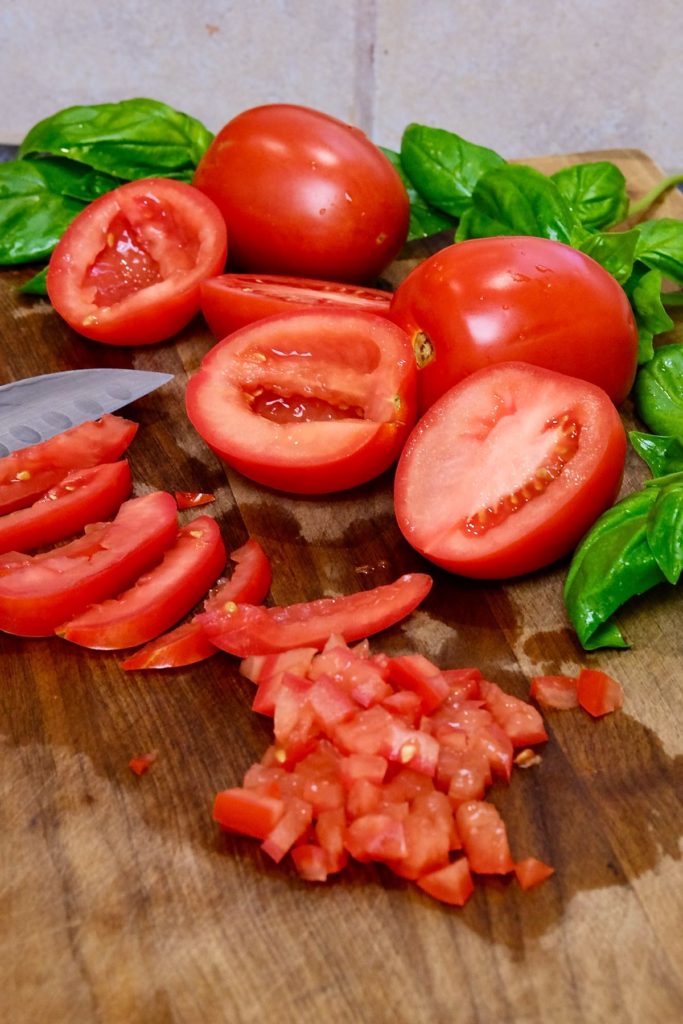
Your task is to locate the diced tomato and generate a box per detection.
[380,690,423,725]
[213,787,286,839]
[315,806,348,874]
[242,645,318,688]
[390,793,452,880]
[175,491,215,508]
[479,680,548,747]
[339,753,388,789]
[441,667,483,702]
[442,748,491,805]
[307,675,359,730]
[346,778,384,818]
[530,674,579,710]
[128,751,158,776]
[576,669,624,717]
[345,813,407,863]
[291,843,330,882]
[455,800,514,875]
[514,857,555,890]
[417,857,475,906]
[386,653,450,713]
[261,797,313,863]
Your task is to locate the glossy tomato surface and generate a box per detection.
[47,178,227,345]
[394,362,627,579]
[185,309,417,494]
[193,104,409,282]
[389,236,638,410]
[200,273,392,340]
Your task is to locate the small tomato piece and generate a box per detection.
[530,674,579,710]
[576,668,624,717]
[417,857,475,906]
[514,857,555,890]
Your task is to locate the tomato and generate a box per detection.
[175,491,215,509]
[213,788,286,840]
[185,308,417,494]
[47,178,227,346]
[389,236,639,411]
[514,857,555,890]
[0,461,132,554]
[394,362,627,579]
[120,538,272,669]
[200,273,393,340]
[58,515,226,649]
[417,857,474,906]
[530,674,579,710]
[193,104,409,283]
[455,801,514,875]
[198,573,433,656]
[0,414,137,515]
[129,751,158,776]
[0,490,178,637]
[479,680,548,747]
[576,668,624,717]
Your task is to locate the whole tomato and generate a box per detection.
[389,236,639,410]
[193,104,409,283]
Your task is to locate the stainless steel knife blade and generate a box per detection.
[0,368,173,456]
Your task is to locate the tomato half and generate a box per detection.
[200,273,393,340]
[394,362,626,579]
[0,490,178,636]
[389,236,639,410]
[185,309,417,494]
[0,460,132,554]
[0,414,137,515]
[193,104,408,282]
[47,178,227,345]
[57,515,226,649]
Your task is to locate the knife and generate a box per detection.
[0,367,173,457]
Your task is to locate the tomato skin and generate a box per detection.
[394,362,627,579]
[194,104,409,283]
[200,273,393,340]
[47,178,227,346]
[185,308,417,495]
[389,236,639,411]
[576,668,624,717]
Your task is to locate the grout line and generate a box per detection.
[353,0,378,138]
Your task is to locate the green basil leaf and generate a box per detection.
[563,487,666,650]
[634,343,683,437]
[34,157,124,202]
[19,98,213,182]
[578,228,638,284]
[634,218,683,285]
[454,165,583,245]
[629,431,683,476]
[550,161,629,230]
[623,265,674,364]
[400,124,505,218]
[646,479,683,584]
[380,147,457,240]
[18,266,48,295]
[0,159,86,264]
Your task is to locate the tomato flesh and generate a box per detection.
[530,674,579,710]
[394,362,626,579]
[576,669,624,717]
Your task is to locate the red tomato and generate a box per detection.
[193,104,408,282]
[47,178,227,345]
[530,674,579,710]
[455,800,514,875]
[200,273,393,340]
[576,668,624,717]
[394,362,627,579]
[479,680,548,747]
[514,857,555,890]
[0,490,178,636]
[57,515,226,649]
[0,414,137,515]
[129,751,158,776]
[198,573,433,656]
[0,461,132,553]
[213,788,286,840]
[185,308,417,494]
[389,236,639,411]
[175,491,215,509]
[417,857,475,906]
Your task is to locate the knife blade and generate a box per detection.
[0,368,173,456]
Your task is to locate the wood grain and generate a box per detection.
[1,149,682,1024]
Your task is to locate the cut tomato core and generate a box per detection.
[250,389,365,424]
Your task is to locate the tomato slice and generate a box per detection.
[175,491,215,509]
[576,668,624,717]
[0,414,137,515]
[198,573,433,656]
[0,490,178,637]
[47,178,227,346]
[185,308,417,494]
[120,538,272,669]
[394,362,626,578]
[57,515,226,649]
[200,273,393,340]
[0,461,132,554]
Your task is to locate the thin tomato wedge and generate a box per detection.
[576,668,624,717]
[0,490,178,636]
[394,362,626,579]
[120,537,272,669]
[57,515,226,649]
[47,178,227,346]
[185,308,417,494]
[0,414,137,515]
[175,491,215,509]
[198,573,433,656]
[200,273,393,340]
[0,461,132,554]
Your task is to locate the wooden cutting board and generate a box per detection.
[1,149,682,1024]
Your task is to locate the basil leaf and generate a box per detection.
[624,265,674,364]
[634,218,683,285]
[578,228,638,284]
[634,343,683,437]
[550,161,629,230]
[455,165,583,245]
[34,157,123,202]
[18,266,48,295]
[19,98,213,182]
[400,124,505,218]
[380,147,457,240]
[646,478,683,584]
[0,159,85,263]
[563,487,665,650]
[630,431,683,476]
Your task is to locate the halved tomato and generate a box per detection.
[47,178,227,345]
[200,273,392,340]
[394,362,626,579]
[185,308,417,494]
[0,414,137,515]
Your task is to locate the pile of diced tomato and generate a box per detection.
[213,636,555,906]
